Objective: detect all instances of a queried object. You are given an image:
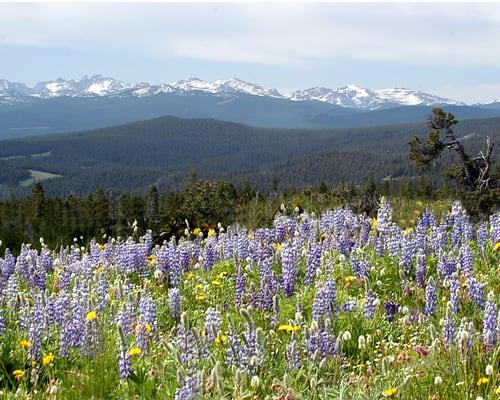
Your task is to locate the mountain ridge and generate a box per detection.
[0,75,491,109]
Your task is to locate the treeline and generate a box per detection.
[0,177,461,254]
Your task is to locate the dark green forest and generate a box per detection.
[1,115,498,197]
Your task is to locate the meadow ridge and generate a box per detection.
[0,198,498,399]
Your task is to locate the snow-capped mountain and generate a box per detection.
[0,75,494,109]
[32,75,130,98]
[288,84,465,109]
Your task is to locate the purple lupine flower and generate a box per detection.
[203,238,218,271]
[235,267,246,307]
[174,372,202,400]
[144,231,153,254]
[476,222,488,249]
[350,252,370,279]
[281,245,296,297]
[376,198,393,234]
[204,307,222,343]
[483,292,498,351]
[384,302,399,322]
[274,216,289,243]
[443,303,455,349]
[175,315,207,365]
[304,324,338,363]
[364,290,376,319]
[165,242,181,287]
[424,277,437,316]
[0,309,5,334]
[28,296,44,361]
[437,254,457,278]
[399,236,415,274]
[169,288,181,321]
[358,219,371,247]
[467,277,485,309]
[449,274,461,315]
[116,301,135,338]
[490,213,500,244]
[286,338,302,369]
[236,234,249,262]
[415,252,426,288]
[139,289,157,331]
[118,333,132,379]
[312,279,336,323]
[459,244,474,276]
[304,243,322,285]
[97,276,109,310]
[386,224,402,257]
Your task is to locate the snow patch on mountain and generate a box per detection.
[287,85,465,109]
[0,75,494,109]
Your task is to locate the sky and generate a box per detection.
[1,2,500,103]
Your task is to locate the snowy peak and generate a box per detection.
[287,85,465,109]
[168,77,283,98]
[32,75,129,98]
[0,76,494,109]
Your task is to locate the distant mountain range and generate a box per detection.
[0,75,494,108]
[1,75,499,139]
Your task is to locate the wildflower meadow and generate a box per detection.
[0,199,498,399]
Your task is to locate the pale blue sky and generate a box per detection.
[1,2,500,103]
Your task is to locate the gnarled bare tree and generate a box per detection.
[409,108,496,191]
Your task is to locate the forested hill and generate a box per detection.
[0,115,498,197]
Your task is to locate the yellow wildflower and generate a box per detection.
[496,386,500,394]
[42,353,55,366]
[195,284,204,291]
[129,347,142,356]
[277,324,300,333]
[19,339,32,349]
[196,295,206,301]
[372,218,378,230]
[344,275,357,285]
[477,377,489,386]
[215,335,228,345]
[13,370,25,380]
[276,243,282,254]
[217,271,228,279]
[193,228,201,236]
[208,228,216,237]
[86,310,97,322]
[31,360,37,367]
[147,255,157,264]
[211,279,221,286]
[186,272,194,280]
[247,233,254,240]
[383,387,397,397]
[494,242,500,252]
[145,323,152,334]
